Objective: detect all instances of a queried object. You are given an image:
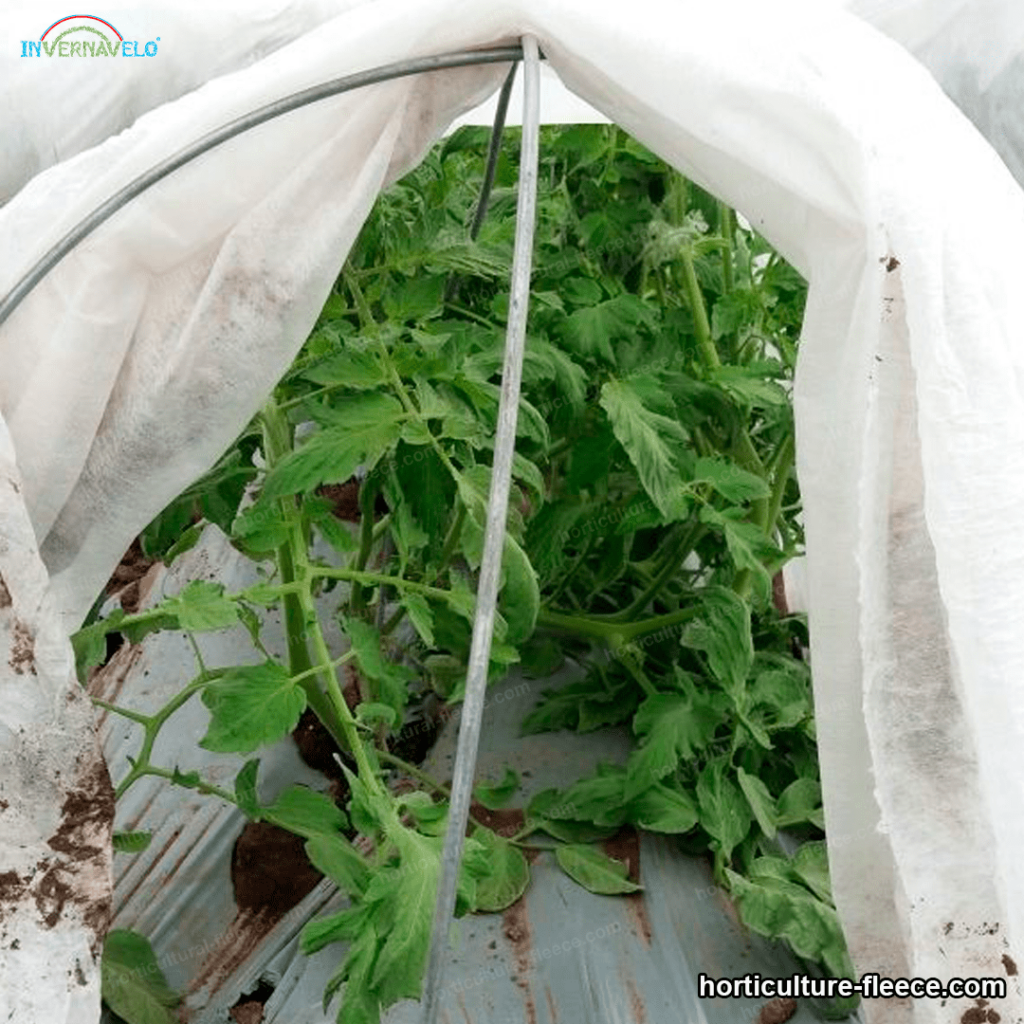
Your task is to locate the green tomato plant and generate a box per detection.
[81,123,856,1024]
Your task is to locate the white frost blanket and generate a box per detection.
[2,1,1024,1022]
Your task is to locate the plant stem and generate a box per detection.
[538,603,700,643]
[259,400,350,753]
[681,246,720,373]
[617,522,705,620]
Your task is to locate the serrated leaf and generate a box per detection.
[356,702,399,731]
[626,782,699,834]
[692,456,770,503]
[696,757,752,862]
[232,497,291,554]
[560,294,657,363]
[699,507,777,602]
[600,377,688,519]
[470,826,530,911]
[200,661,306,753]
[681,587,753,696]
[474,768,519,810]
[724,868,855,978]
[736,765,777,839]
[525,789,619,843]
[303,347,387,390]
[369,829,440,1003]
[101,929,180,1024]
[341,616,415,717]
[112,831,152,854]
[234,759,262,820]
[263,785,347,839]
[626,692,723,799]
[555,844,642,895]
[162,580,239,632]
[400,592,435,647]
[305,835,370,898]
[301,904,371,954]
[262,394,404,499]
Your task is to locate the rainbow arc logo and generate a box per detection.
[21,14,159,57]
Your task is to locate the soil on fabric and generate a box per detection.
[758,997,798,1024]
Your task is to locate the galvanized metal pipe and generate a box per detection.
[0,45,527,328]
[420,32,541,1024]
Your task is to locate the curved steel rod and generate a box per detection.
[420,32,541,1024]
[0,45,527,328]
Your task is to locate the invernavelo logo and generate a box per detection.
[21,15,159,57]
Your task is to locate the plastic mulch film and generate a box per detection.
[4,2,1024,1022]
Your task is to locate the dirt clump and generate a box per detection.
[757,997,797,1024]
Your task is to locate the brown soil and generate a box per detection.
[292,708,347,781]
[0,572,11,608]
[758,998,798,1024]
[317,480,361,522]
[602,827,641,884]
[229,1003,263,1024]
[502,899,537,1024]
[1003,954,1018,976]
[230,822,322,916]
[105,537,157,614]
[960,1009,1000,1024]
[625,892,652,946]
[468,803,525,842]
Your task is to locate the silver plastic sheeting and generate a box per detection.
[93,525,857,1024]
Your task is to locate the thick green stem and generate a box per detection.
[618,522,706,620]
[719,202,735,296]
[762,431,795,537]
[680,247,719,373]
[538,603,700,643]
[260,401,349,752]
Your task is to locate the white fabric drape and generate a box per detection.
[3,2,1024,1021]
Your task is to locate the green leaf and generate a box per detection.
[301,904,370,954]
[776,777,825,830]
[263,785,347,839]
[470,826,530,911]
[736,765,777,839]
[303,348,387,390]
[711,365,789,408]
[231,497,291,555]
[500,534,540,645]
[199,661,306,754]
[681,587,753,696]
[626,691,723,800]
[474,768,519,810]
[234,759,262,820]
[627,782,699,834]
[400,592,436,647]
[560,295,657,363]
[72,612,123,680]
[692,456,770,503]
[305,835,370,898]
[696,758,752,863]
[101,929,180,1024]
[791,840,832,903]
[525,789,619,843]
[342,616,415,717]
[356,702,399,731]
[262,394,404,499]
[725,868,855,978]
[393,442,456,549]
[699,507,778,601]
[550,767,630,827]
[369,829,441,1003]
[112,831,152,854]
[600,377,688,519]
[161,580,239,632]
[555,844,642,895]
